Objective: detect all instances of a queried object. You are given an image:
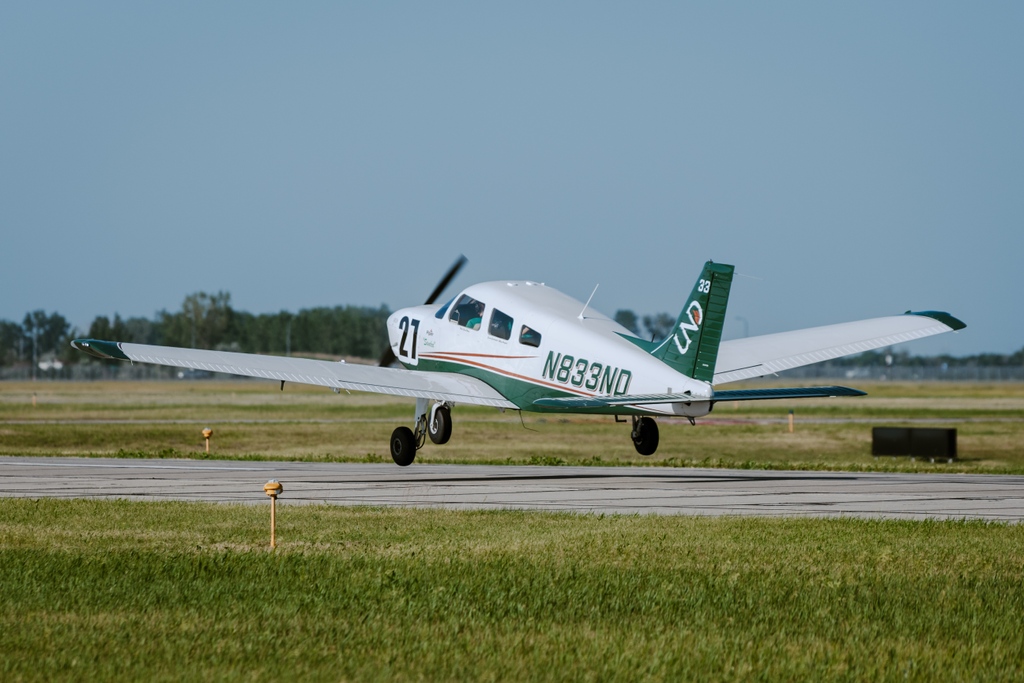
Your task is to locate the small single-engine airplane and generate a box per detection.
[73,257,964,466]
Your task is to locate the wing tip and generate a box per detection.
[905,310,966,331]
[70,338,130,361]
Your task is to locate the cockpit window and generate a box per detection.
[435,296,455,320]
[519,325,542,348]
[449,294,485,330]
[488,309,513,341]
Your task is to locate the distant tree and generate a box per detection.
[88,315,111,340]
[146,294,389,359]
[160,291,233,349]
[642,313,675,342]
[22,310,71,358]
[613,309,640,335]
[288,305,390,358]
[0,320,23,366]
[88,313,125,340]
[229,310,288,355]
[123,316,161,345]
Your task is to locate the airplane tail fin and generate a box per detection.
[652,260,734,382]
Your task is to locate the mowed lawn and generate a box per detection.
[1,380,1022,472]
[2,499,1022,681]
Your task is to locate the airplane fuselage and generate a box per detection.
[386,280,713,417]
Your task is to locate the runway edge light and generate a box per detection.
[264,480,283,549]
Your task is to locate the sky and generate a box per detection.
[2,2,1021,356]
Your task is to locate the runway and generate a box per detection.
[2,456,1022,521]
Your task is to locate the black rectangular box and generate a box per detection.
[872,427,957,459]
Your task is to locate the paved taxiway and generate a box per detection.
[2,456,1022,521]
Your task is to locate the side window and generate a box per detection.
[519,325,542,348]
[449,294,485,330]
[488,309,513,341]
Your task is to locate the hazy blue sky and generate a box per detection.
[2,2,1021,355]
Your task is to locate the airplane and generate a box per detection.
[72,257,965,466]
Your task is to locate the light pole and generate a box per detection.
[735,316,749,338]
[31,324,37,382]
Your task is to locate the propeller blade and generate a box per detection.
[379,347,397,368]
[424,254,467,305]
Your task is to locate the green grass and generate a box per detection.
[2,499,1022,681]
[2,380,1023,473]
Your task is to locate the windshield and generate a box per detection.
[435,297,455,319]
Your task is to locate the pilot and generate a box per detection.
[465,301,485,330]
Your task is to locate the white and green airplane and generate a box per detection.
[72,258,965,466]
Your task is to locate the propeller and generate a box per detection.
[379,254,468,367]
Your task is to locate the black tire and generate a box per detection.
[632,417,660,456]
[390,426,417,466]
[428,405,453,445]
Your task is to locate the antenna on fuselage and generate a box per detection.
[578,284,599,320]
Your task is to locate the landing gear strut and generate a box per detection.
[631,416,659,456]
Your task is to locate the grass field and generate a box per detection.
[3,383,1023,680]
[3,498,1023,681]
[1,380,1023,472]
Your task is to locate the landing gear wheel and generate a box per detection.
[632,417,660,456]
[390,426,417,466]
[428,404,452,445]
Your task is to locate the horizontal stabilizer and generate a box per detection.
[714,311,966,384]
[712,386,866,401]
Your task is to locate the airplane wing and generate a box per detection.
[713,311,965,385]
[70,339,517,409]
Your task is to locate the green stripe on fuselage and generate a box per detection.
[411,358,648,415]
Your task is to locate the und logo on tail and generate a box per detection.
[673,301,703,356]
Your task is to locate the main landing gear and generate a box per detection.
[631,416,659,456]
[428,403,452,444]
[389,399,454,466]
[389,426,418,467]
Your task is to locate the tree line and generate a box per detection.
[0,297,1019,369]
[0,292,391,367]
